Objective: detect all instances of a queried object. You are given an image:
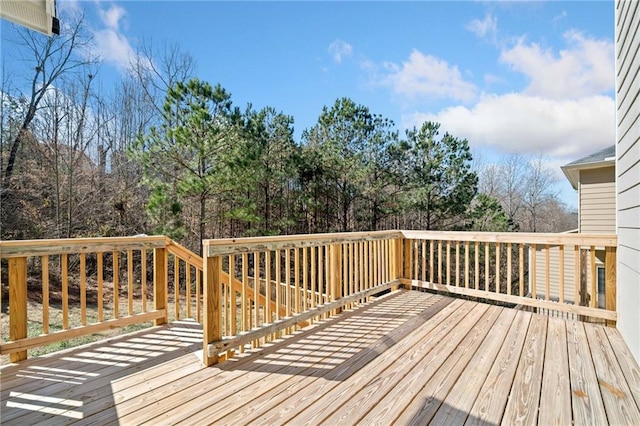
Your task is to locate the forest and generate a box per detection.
[0,13,577,255]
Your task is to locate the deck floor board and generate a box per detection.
[2,290,639,425]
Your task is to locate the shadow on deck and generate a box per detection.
[1,290,640,425]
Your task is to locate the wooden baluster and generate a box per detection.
[438,241,443,285]
[113,251,119,320]
[545,244,550,301]
[9,257,27,362]
[186,263,191,319]
[318,246,324,308]
[265,251,271,326]
[559,245,564,304]
[229,254,236,335]
[473,241,480,290]
[429,240,434,284]
[574,246,580,307]
[330,244,342,315]
[97,252,104,322]
[507,243,512,296]
[285,249,291,322]
[296,247,301,317]
[455,241,460,287]
[196,268,201,323]
[275,250,281,321]
[519,244,524,297]
[464,241,470,289]
[42,256,49,334]
[421,240,427,282]
[174,256,180,321]
[484,243,490,292]
[254,251,260,346]
[590,246,596,308]
[127,250,133,316]
[446,241,451,286]
[62,253,69,329]
[303,247,309,312]
[141,250,147,313]
[404,240,412,286]
[495,243,501,294]
[80,253,87,325]
[531,244,537,300]
[605,246,617,326]
[242,252,249,334]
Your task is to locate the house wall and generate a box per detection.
[616,0,640,363]
[579,167,616,233]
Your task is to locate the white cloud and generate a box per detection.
[466,14,498,41]
[91,4,135,72]
[500,30,614,99]
[98,4,127,30]
[404,93,614,159]
[328,39,353,64]
[384,49,477,102]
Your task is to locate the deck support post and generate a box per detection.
[605,246,617,327]
[203,252,222,366]
[9,257,28,362]
[329,244,342,315]
[154,247,168,326]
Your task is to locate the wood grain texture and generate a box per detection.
[501,314,547,425]
[537,317,571,425]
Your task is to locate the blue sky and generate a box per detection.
[2,1,616,209]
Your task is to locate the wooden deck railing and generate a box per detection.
[400,231,617,324]
[0,236,205,362]
[201,231,403,365]
[1,230,619,364]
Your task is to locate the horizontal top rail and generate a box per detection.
[400,230,617,247]
[0,235,168,258]
[204,230,403,257]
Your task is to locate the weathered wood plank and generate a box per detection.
[396,306,504,424]
[461,307,532,425]
[293,300,485,425]
[566,320,608,425]
[537,317,572,425]
[124,291,427,425]
[501,314,548,425]
[603,326,640,410]
[585,323,640,424]
[178,292,439,425]
[251,295,458,426]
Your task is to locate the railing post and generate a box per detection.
[403,238,412,288]
[393,238,404,290]
[154,247,168,326]
[203,251,222,366]
[605,246,617,327]
[9,257,27,362]
[330,244,342,314]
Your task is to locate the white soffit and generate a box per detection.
[0,0,57,36]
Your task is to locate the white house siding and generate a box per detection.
[616,0,640,363]
[579,167,617,234]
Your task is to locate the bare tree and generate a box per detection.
[1,12,95,195]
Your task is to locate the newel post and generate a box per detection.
[203,245,222,366]
[392,237,403,291]
[154,247,168,326]
[329,244,343,314]
[9,257,27,362]
[605,246,617,327]
[403,237,412,289]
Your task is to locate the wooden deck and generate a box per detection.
[2,290,639,425]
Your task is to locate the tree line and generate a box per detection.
[1,12,575,254]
